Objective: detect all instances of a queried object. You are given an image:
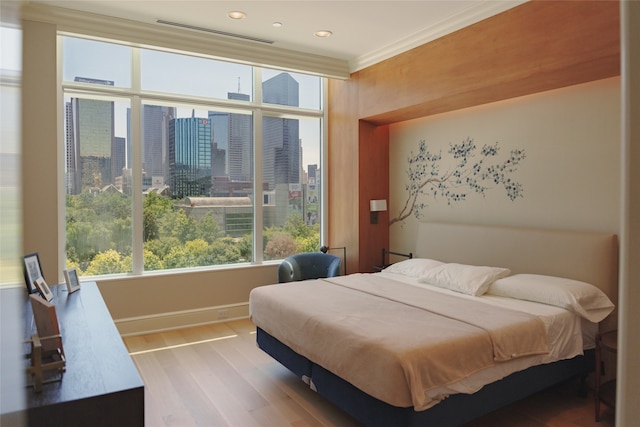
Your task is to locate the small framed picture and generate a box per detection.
[34,277,54,302]
[23,252,44,294]
[63,268,81,293]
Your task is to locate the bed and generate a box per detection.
[249,222,618,426]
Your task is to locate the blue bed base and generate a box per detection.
[256,327,593,427]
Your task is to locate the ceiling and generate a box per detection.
[25,1,525,72]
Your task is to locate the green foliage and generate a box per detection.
[196,212,223,244]
[66,191,320,276]
[283,212,309,239]
[84,249,129,275]
[237,233,253,262]
[209,237,242,264]
[264,234,298,260]
[144,237,181,260]
[143,249,164,271]
[296,234,321,253]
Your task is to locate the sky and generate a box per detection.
[0,27,22,155]
[1,28,322,167]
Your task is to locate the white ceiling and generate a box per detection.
[26,1,525,72]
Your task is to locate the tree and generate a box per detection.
[142,248,164,271]
[390,138,525,226]
[237,233,253,262]
[296,234,320,253]
[84,249,127,275]
[264,234,298,260]
[197,212,223,244]
[283,211,311,239]
[209,237,242,264]
[144,237,181,260]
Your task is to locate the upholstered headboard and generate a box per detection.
[415,222,619,330]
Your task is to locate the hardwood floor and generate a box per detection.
[123,319,615,427]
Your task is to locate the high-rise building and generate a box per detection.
[209,111,229,178]
[308,164,318,185]
[208,92,253,190]
[262,73,300,189]
[142,105,175,185]
[111,136,126,186]
[67,77,115,194]
[168,115,213,198]
[226,92,252,182]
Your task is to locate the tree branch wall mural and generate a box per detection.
[390,138,526,226]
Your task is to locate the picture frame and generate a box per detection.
[63,268,81,293]
[34,277,54,302]
[23,252,44,294]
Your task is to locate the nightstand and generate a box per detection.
[595,329,617,422]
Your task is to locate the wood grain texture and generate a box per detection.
[125,319,615,427]
[327,75,360,275]
[356,0,620,125]
[24,283,144,427]
[327,0,620,272]
[358,121,389,273]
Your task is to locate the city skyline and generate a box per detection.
[61,36,322,171]
[65,70,319,205]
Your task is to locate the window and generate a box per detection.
[0,25,22,286]
[62,36,324,277]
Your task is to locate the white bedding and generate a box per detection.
[251,270,595,410]
[376,270,594,401]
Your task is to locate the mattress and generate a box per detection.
[250,271,591,411]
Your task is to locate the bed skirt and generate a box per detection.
[257,327,594,427]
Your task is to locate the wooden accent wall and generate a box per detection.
[327,0,621,272]
[327,75,360,274]
[358,121,389,272]
[357,0,620,125]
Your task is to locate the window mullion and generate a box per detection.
[253,67,263,263]
[131,47,143,274]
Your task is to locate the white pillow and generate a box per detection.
[417,263,510,296]
[382,258,444,278]
[487,274,615,323]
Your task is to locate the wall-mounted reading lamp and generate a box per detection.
[320,245,347,275]
[369,199,387,224]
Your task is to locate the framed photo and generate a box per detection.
[34,277,54,302]
[23,252,44,294]
[63,268,81,293]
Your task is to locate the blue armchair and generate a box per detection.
[278,252,342,283]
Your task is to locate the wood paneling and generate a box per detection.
[357,0,620,125]
[327,75,360,274]
[358,121,389,272]
[327,0,620,271]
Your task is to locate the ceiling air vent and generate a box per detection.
[156,19,274,44]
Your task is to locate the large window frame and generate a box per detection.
[60,33,328,277]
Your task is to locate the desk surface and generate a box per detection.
[0,281,146,426]
[25,282,144,408]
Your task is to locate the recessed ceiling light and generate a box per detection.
[228,11,246,20]
[272,22,283,28]
[314,30,333,38]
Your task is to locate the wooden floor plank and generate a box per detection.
[124,319,615,427]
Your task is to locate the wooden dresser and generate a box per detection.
[2,282,144,427]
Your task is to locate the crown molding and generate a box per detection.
[350,0,528,73]
[20,3,350,79]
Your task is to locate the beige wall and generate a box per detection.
[389,77,621,252]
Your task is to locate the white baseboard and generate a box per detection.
[115,302,250,336]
